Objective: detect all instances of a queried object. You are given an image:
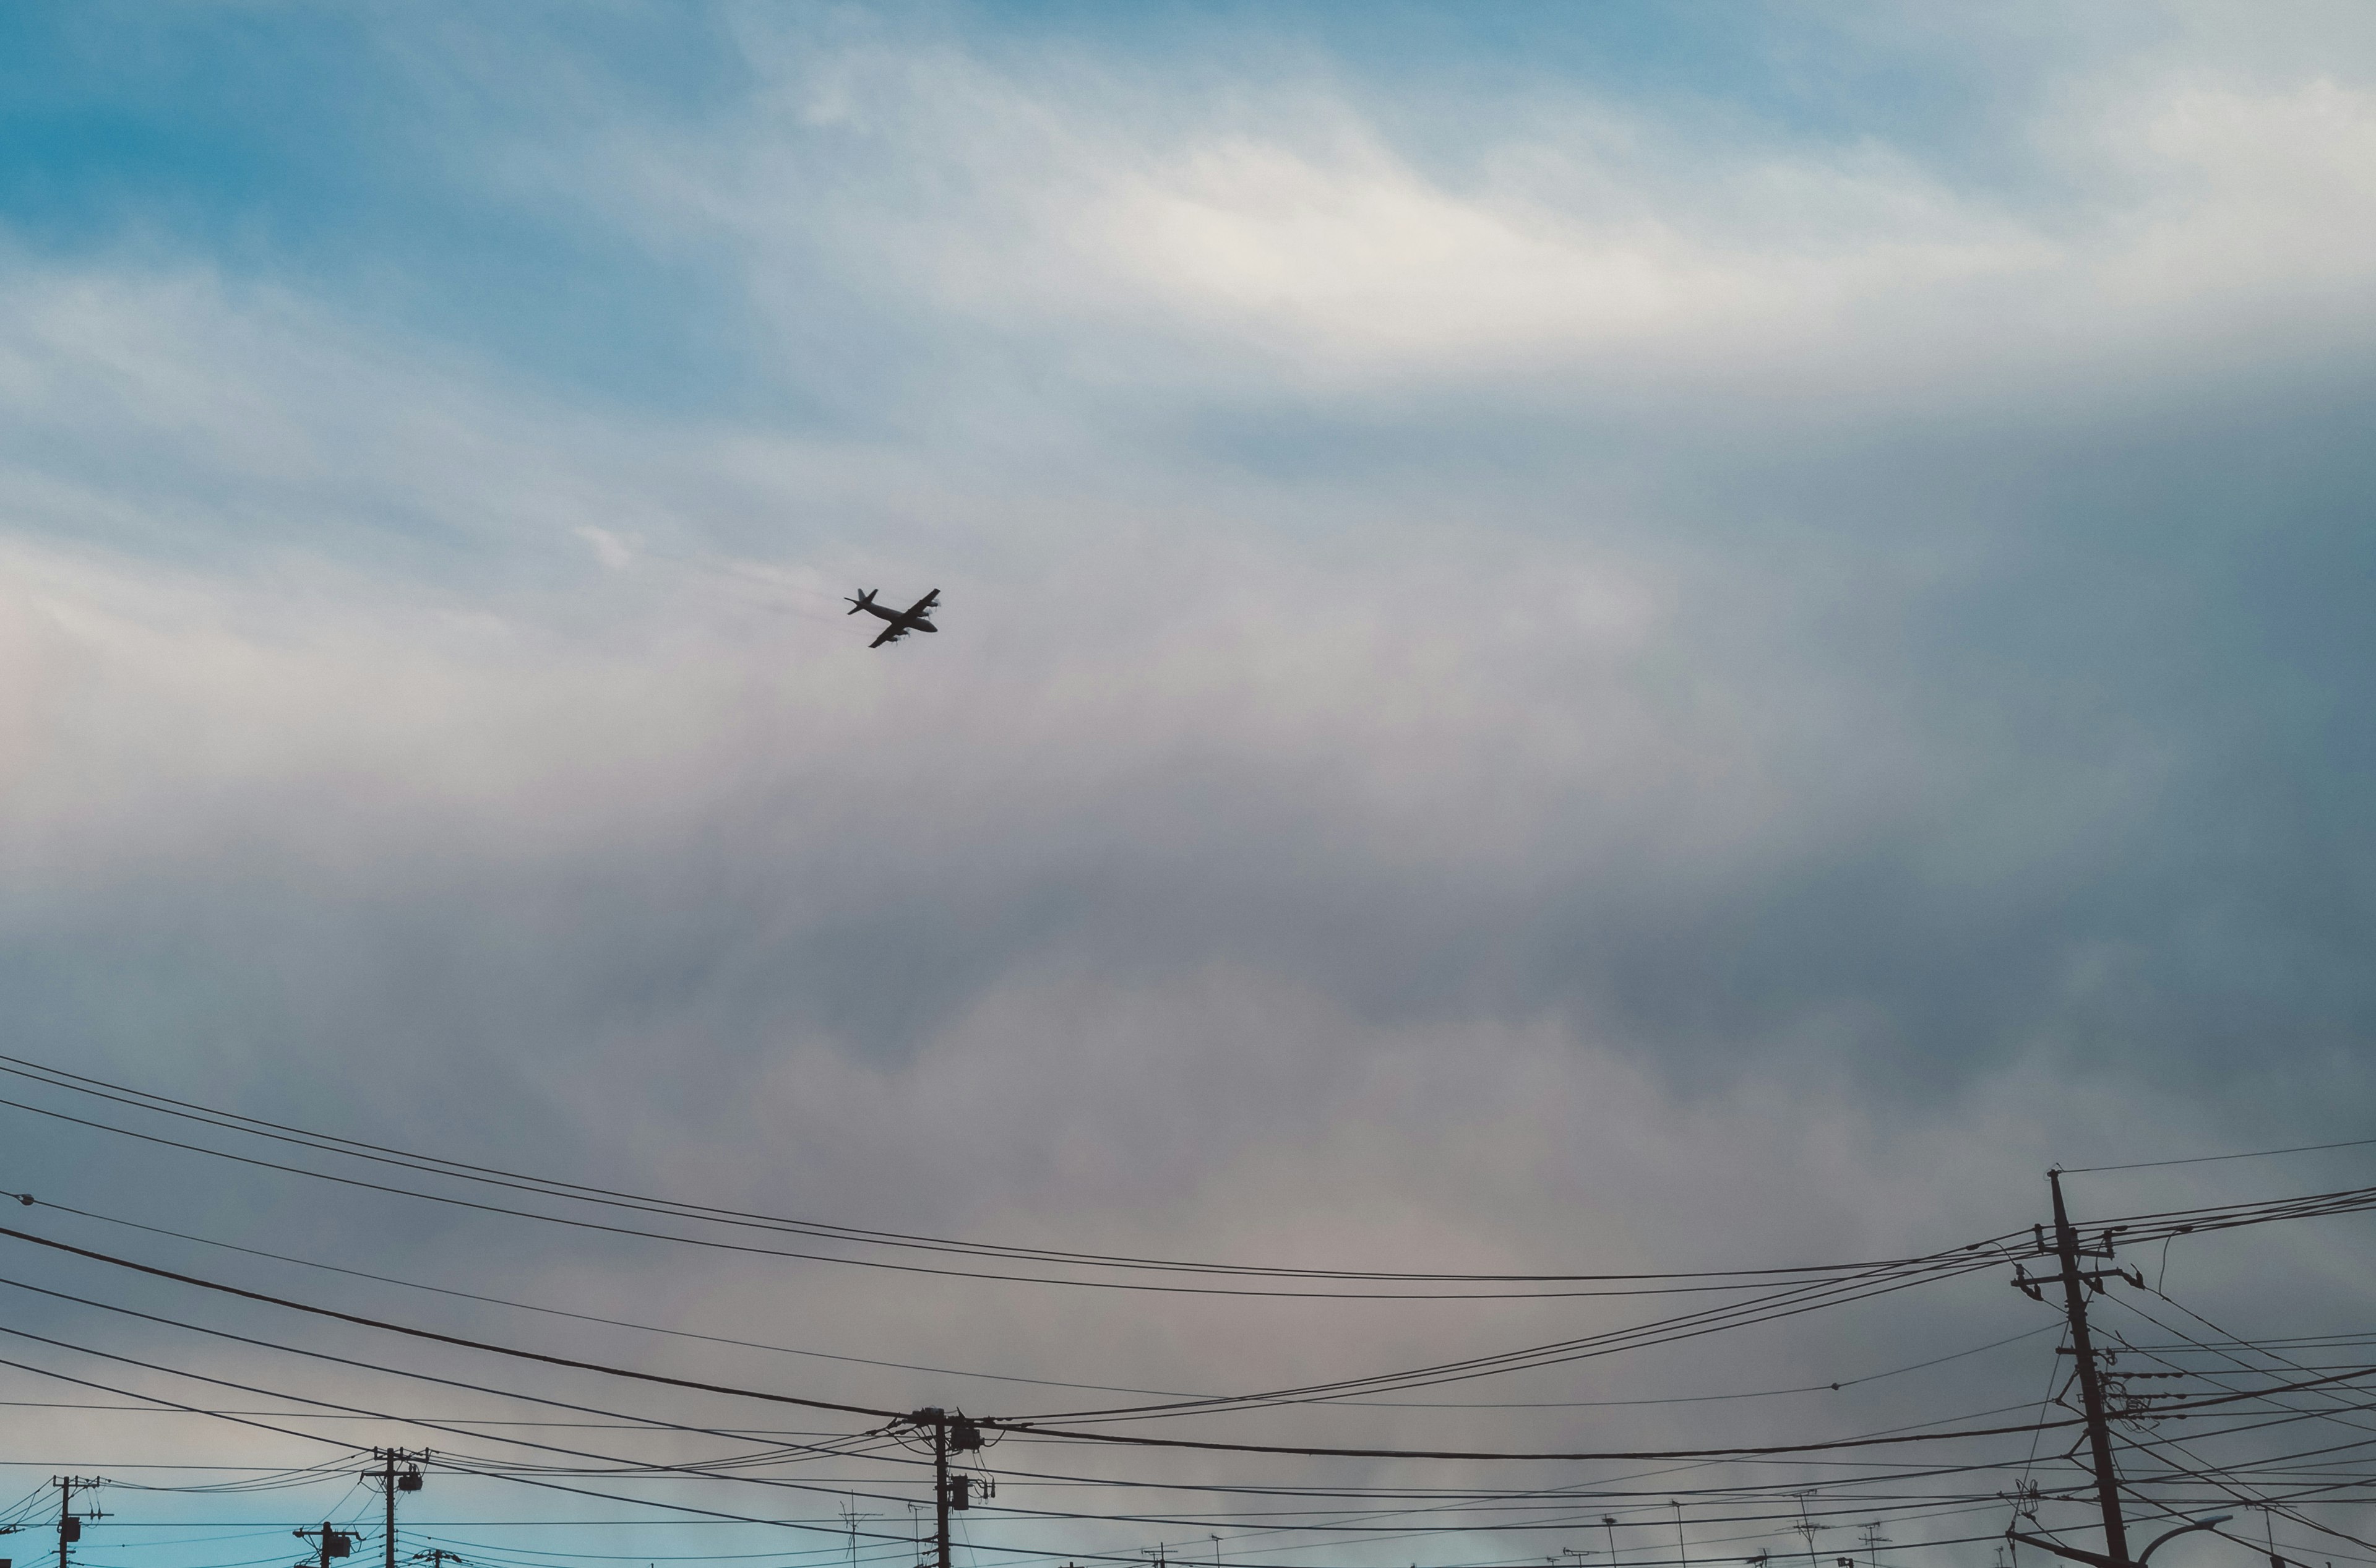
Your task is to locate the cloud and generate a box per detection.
[583,27,2376,418]
[4,6,2370,1198]
[5,4,2369,1132]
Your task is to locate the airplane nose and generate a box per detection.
[918,620,937,632]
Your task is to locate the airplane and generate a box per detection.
[846,587,940,647]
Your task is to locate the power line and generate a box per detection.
[5,1186,2369,1451]
[0,1329,2035,1563]
[991,1361,2376,1464]
[0,1287,2062,1549]
[0,1206,2023,1432]
[0,1335,939,1547]
[1005,1252,2010,1423]
[26,1197,1203,1401]
[0,1093,1886,1303]
[0,1221,905,1420]
[0,1056,1938,1291]
[2064,1139,2376,1174]
[0,1252,2250,1481]
[0,1274,911,1476]
[5,1196,2064,1415]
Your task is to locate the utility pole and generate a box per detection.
[933,1413,951,1568]
[2051,1170,2126,1567]
[2007,1173,2236,1568]
[363,1449,427,1568]
[1671,1503,1688,1568]
[1603,1517,1621,1568]
[2009,1172,2139,1567]
[902,1408,988,1568]
[295,1523,355,1568]
[53,1479,106,1568]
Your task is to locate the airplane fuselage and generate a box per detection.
[859,603,936,633]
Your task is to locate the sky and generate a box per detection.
[3,6,2376,1568]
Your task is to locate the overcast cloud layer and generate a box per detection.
[2,7,2375,1568]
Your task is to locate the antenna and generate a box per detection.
[841,1496,879,1568]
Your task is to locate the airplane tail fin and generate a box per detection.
[845,590,875,615]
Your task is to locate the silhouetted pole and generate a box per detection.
[364,1449,424,1568]
[934,1416,952,1568]
[294,1522,349,1568]
[2006,1171,2148,1568]
[903,1407,989,1568]
[53,1478,103,1568]
[2049,1171,2130,1565]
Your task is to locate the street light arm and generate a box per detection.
[2007,1514,2232,1568]
[2137,1517,2232,1565]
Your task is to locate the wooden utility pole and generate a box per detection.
[52,1479,105,1568]
[2007,1171,2230,1568]
[905,1408,988,1568]
[364,1449,426,1568]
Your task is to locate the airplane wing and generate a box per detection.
[869,623,908,648]
[903,588,940,617]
